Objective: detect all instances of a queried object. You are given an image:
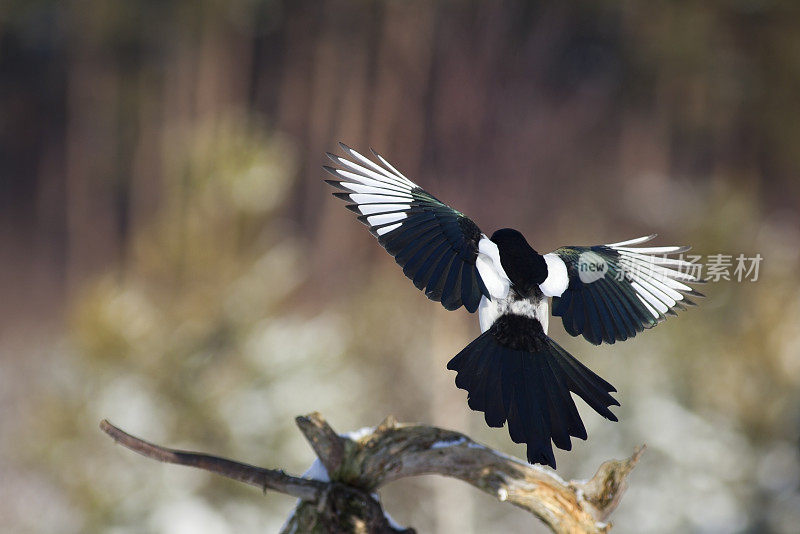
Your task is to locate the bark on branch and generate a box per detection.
[100,414,644,533]
[99,420,325,502]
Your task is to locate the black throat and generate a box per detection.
[490,228,547,297]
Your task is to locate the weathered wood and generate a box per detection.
[99,420,325,503]
[331,420,642,533]
[101,414,643,533]
[296,412,347,478]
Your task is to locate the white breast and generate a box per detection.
[478,294,550,334]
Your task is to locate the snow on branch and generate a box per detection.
[100,413,644,533]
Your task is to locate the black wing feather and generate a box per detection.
[325,144,489,313]
[551,238,704,345]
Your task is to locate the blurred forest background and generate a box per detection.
[2,1,800,533]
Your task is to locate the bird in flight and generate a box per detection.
[323,144,703,468]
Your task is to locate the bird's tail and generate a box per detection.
[446,314,619,468]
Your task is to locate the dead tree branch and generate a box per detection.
[99,420,325,503]
[100,414,644,533]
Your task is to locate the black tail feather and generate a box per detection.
[481,349,506,427]
[447,315,618,469]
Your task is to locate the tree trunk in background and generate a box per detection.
[2,0,799,344]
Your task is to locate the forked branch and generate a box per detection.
[101,414,644,533]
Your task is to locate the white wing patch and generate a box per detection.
[605,235,701,320]
[377,222,402,236]
[366,212,407,226]
[325,145,420,237]
[476,236,511,300]
[356,203,411,215]
[539,253,569,297]
[348,194,411,205]
[338,144,418,189]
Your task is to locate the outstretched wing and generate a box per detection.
[548,235,704,345]
[324,143,497,313]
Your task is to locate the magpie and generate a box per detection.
[323,143,703,468]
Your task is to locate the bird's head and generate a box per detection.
[490,228,548,288]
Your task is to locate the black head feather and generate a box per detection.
[490,228,547,293]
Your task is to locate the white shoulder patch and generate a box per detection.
[540,253,569,297]
[476,236,511,300]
